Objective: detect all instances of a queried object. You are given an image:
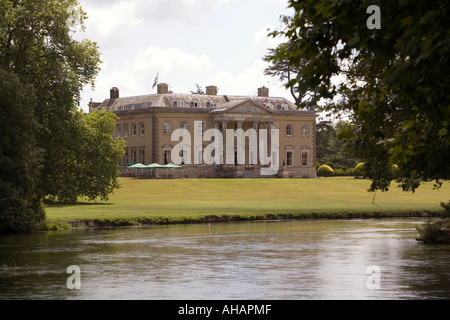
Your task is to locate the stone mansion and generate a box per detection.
[89,83,317,178]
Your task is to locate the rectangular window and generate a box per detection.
[116,125,122,138]
[272,151,278,167]
[131,150,137,163]
[123,125,129,138]
[302,124,309,137]
[123,149,129,165]
[286,151,294,166]
[139,149,145,164]
[140,123,145,136]
[173,101,184,108]
[131,123,137,136]
[197,150,203,165]
[249,150,255,165]
[286,124,293,137]
[163,122,171,134]
[301,151,309,167]
[180,122,188,134]
[196,121,205,134]
[164,150,171,165]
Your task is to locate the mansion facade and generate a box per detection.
[90,83,317,179]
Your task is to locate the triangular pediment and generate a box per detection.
[221,99,274,114]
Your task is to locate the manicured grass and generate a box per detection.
[45,177,449,227]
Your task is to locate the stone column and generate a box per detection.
[252,121,260,166]
[221,120,228,165]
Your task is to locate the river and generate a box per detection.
[0,218,449,300]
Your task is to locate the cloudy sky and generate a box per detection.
[74,0,294,112]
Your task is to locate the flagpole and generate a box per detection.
[152,72,159,92]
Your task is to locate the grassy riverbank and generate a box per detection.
[45,177,448,229]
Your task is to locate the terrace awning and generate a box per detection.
[129,163,150,169]
[147,163,166,169]
[162,163,183,169]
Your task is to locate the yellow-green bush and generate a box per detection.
[354,162,365,176]
[317,165,334,177]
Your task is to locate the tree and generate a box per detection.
[0,69,45,232]
[264,16,316,109]
[0,0,114,232]
[44,110,125,203]
[267,0,449,194]
[316,120,360,169]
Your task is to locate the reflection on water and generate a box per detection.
[1,219,449,300]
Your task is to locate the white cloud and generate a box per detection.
[78,0,297,110]
[81,45,215,107]
[82,1,142,38]
[252,24,285,57]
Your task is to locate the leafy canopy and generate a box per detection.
[0,0,123,231]
[266,0,449,192]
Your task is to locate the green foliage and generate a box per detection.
[324,162,334,169]
[44,111,125,203]
[416,220,444,244]
[441,201,450,219]
[0,0,107,231]
[416,202,450,243]
[316,120,361,170]
[317,165,334,177]
[333,168,346,176]
[263,37,306,107]
[354,163,365,177]
[267,0,450,193]
[0,69,46,232]
[77,111,125,201]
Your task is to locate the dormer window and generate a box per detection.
[190,102,199,108]
[173,101,184,108]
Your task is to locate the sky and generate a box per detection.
[73,0,294,112]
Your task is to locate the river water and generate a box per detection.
[0,218,449,300]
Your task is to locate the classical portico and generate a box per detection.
[208,99,278,178]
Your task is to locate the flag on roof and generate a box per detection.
[152,74,158,89]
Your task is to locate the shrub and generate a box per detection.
[441,201,450,218]
[316,162,321,169]
[334,168,346,176]
[416,219,443,244]
[354,162,365,177]
[346,168,354,176]
[317,165,334,177]
[324,162,335,169]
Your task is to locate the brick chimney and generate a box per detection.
[110,87,119,99]
[157,83,169,94]
[206,85,218,96]
[257,86,269,97]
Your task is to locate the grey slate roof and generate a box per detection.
[94,92,302,113]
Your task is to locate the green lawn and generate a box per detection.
[46,177,449,224]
